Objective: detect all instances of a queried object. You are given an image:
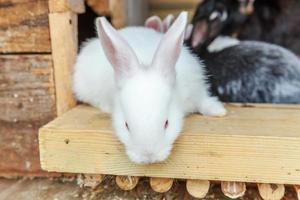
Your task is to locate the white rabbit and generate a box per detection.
[73,12,226,164]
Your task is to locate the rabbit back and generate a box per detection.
[204,41,300,103]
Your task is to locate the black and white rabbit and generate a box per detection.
[146,8,300,103]
[73,12,226,164]
[192,0,300,55]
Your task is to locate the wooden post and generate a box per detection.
[257,183,285,200]
[149,177,174,193]
[116,176,139,190]
[221,181,246,199]
[48,0,84,116]
[49,12,78,116]
[186,180,210,198]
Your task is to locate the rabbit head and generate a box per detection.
[95,12,188,164]
[145,14,193,40]
[188,0,233,51]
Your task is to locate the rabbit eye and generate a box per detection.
[164,120,169,129]
[125,122,130,131]
[209,11,220,21]
[221,11,228,21]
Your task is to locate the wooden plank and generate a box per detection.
[49,12,77,116]
[49,0,85,13]
[0,0,51,53]
[0,54,56,174]
[39,104,300,184]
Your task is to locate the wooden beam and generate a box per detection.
[49,12,77,116]
[39,104,300,184]
[49,0,85,13]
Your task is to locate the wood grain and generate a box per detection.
[0,0,51,53]
[0,54,56,174]
[49,0,85,13]
[39,104,300,184]
[257,183,285,200]
[77,174,104,188]
[116,176,139,190]
[149,177,174,193]
[221,181,246,199]
[186,180,210,198]
[49,12,77,116]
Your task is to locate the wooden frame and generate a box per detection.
[39,103,300,185]
[48,0,85,116]
[33,0,300,198]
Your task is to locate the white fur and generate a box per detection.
[73,12,226,164]
[208,35,240,52]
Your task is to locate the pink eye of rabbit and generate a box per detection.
[125,122,130,131]
[164,120,169,129]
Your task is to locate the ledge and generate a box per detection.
[39,104,300,184]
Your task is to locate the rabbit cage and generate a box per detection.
[1,0,300,199]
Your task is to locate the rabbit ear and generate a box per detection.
[145,16,163,32]
[162,14,175,32]
[184,24,193,40]
[152,12,188,82]
[95,17,139,80]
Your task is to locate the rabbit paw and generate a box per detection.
[198,97,227,117]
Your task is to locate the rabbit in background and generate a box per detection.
[73,12,226,164]
[146,8,300,103]
[191,0,300,55]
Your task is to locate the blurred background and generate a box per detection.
[79,0,300,55]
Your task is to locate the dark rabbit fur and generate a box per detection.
[202,41,300,103]
[192,0,300,55]
[187,0,300,103]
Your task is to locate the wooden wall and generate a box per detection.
[0,0,56,176]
